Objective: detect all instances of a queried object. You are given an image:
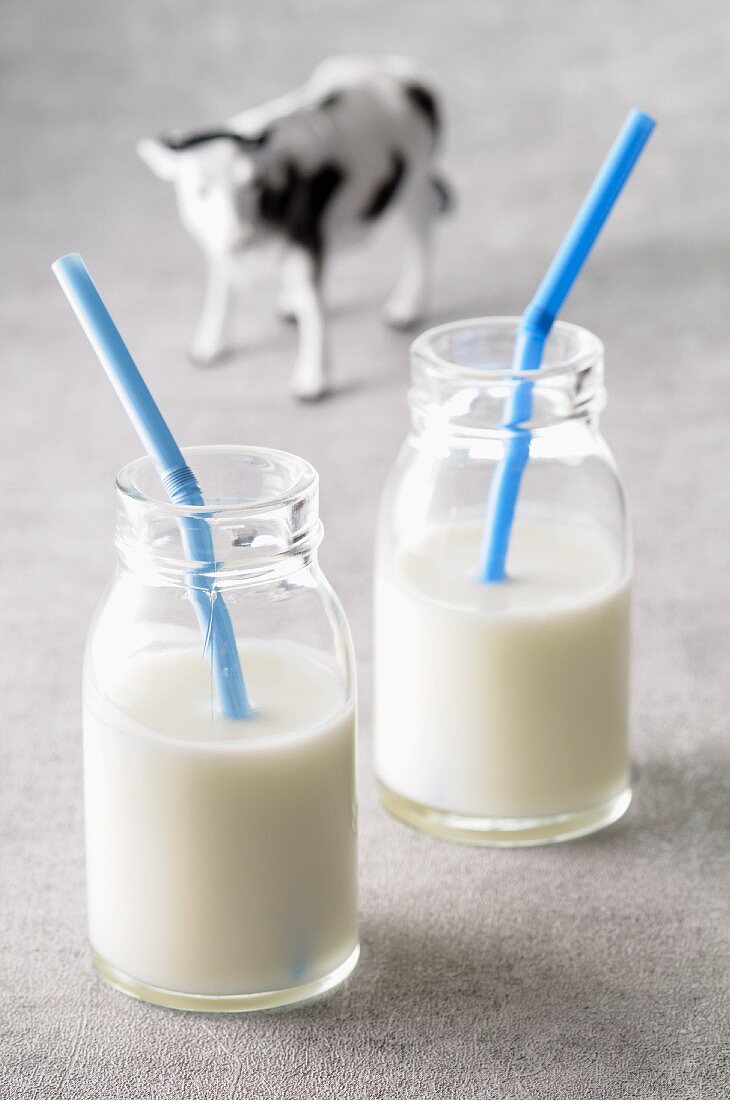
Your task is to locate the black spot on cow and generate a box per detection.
[238,128,272,149]
[319,91,342,110]
[258,160,345,266]
[162,127,272,151]
[403,83,440,132]
[361,152,407,220]
[430,174,453,213]
[163,129,231,150]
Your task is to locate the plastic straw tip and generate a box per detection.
[52,252,84,279]
[627,109,657,138]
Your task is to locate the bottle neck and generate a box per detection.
[409,317,605,443]
[114,446,323,589]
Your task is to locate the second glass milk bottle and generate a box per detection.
[83,445,358,1010]
[374,318,632,846]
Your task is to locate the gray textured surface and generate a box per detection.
[1,2,729,1097]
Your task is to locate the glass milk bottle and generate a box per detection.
[83,446,358,1011]
[374,318,631,846]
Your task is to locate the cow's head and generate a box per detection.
[138,129,271,254]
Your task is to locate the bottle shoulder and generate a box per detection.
[378,423,630,568]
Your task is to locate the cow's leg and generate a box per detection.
[384,175,437,330]
[189,258,233,364]
[282,247,329,400]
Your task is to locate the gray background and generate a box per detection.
[1,1,728,1096]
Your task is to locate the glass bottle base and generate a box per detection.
[91,943,360,1013]
[378,782,631,847]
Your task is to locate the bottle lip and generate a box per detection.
[116,444,318,519]
[411,316,604,383]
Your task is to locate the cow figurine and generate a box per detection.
[138,55,452,399]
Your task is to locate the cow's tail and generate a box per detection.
[430,174,454,215]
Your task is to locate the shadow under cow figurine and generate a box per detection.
[138,55,452,399]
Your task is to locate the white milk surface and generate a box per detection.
[375,519,630,819]
[84,641,357,996]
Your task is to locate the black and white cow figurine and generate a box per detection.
[138,55,451,399]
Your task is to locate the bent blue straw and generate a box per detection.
[52,253,251,719]
[479,109,656,582]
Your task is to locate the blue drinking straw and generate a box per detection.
[479,109,656,582]
[52,253,251,719]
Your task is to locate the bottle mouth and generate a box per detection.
[116,444,318,519]
[411,316,603,383]
[409,317,605,437]
[115,445,322,581]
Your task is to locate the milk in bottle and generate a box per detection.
[374,319,632,845]
[84,446,358,1009]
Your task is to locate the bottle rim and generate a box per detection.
[411,316,603,383]
[114,445,323,581]
[116,444,318,520]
